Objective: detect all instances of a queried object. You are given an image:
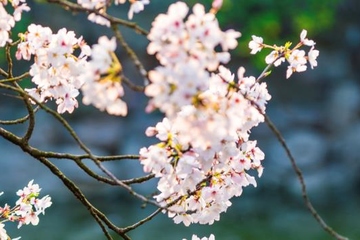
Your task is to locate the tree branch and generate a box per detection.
[111,24,148,87]
[263,114,349,240]
[47,0,148,35]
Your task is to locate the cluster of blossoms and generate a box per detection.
[0,0,30,47]
[184,234,215,240]
[0,180,52,240]
[16,23,126,115]
[77,0,150,26]
[16,24,91,114]
[81,36,128,116]
[249,29,319,78]
[145,1,241,116]
[2,0,320,239]
[140,2,270,226]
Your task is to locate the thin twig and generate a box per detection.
[111,24,148,86]
[250,54,349,240]
[122,173,155,185]
[0,82,161,238]
[263,115,349,240]
[0,68,9,78]
[11,82,36,143]
[0,72,30,83]
[0,126,130,240]
[47,0,148,35]
[0,107,39,125]
[121,74,145,92]
[123,208,162,233]
[5,43,13,79]
[37,102,161,207]
[93,158,160,206]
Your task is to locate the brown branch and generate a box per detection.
[123,208,162,233]
[0,68,9,78]
[11,82,36,143]
[33,102,161,207]
[32,155,130,240]
[0,81,161,217]
[47,0,148,35]
[91,154,140,161]
[92,158,161,207]
[111,24,148,87]
[89,210,113,240]
[19,145,153,185]
[5,43,13,78]
[35,102,161,208]
[263,115,349,240]
[25,148,140,162]
[0,126,130,240]
[0,107,39,125]
[122,173,155,185]
[24,145,154,184]
[121,74,145,92]
[0,72,30,83]
[226,64,351,240]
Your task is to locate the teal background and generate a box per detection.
[1,1,360,239]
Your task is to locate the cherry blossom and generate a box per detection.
[80,36,128,116]
[286,62,307,79]
[77,0,150,25]
[0,223,8,240]
[0,0,325,238]
[183,234,215,240]
[17,24,91,114]
[146,1,241,118]
[308,46,319,69]
[288,49,307,66]
[17,25,127,115]
[0,0,29,47]
[300,29,315,46]
[141,64,269,225]
[249,35,264,54]
[141,2,271,226]
[147,2,240,71]
[128,0,150,20]
[211,0,223,11]
[1,180,52,239]
[249,29,319,79]
[265,50,285,66]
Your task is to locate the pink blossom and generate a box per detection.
[0,223,8,240]
[265,50,285,66]
[212,0,223,10]
[286,63,307,79]
[300,29,315,46]
[18,24,91,114]
[0,0,30,47]
[87,13,110,27]
[128,0,150,20]
[308,46,319,69]
[248,35,264,54]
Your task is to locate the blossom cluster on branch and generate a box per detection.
[17,24,127,115]
[0,181,52,240]
[77,0,150,25]
[140,2,272,226]
[249,30,319,78]
[17,24,91,114]
[0,0,339,240]
[0,0,29,47]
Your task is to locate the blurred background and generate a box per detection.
[1,0,359,239]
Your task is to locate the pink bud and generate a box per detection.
[145,126,157,137]
[212,0,223,10]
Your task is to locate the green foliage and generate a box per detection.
[188,0,340,68]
